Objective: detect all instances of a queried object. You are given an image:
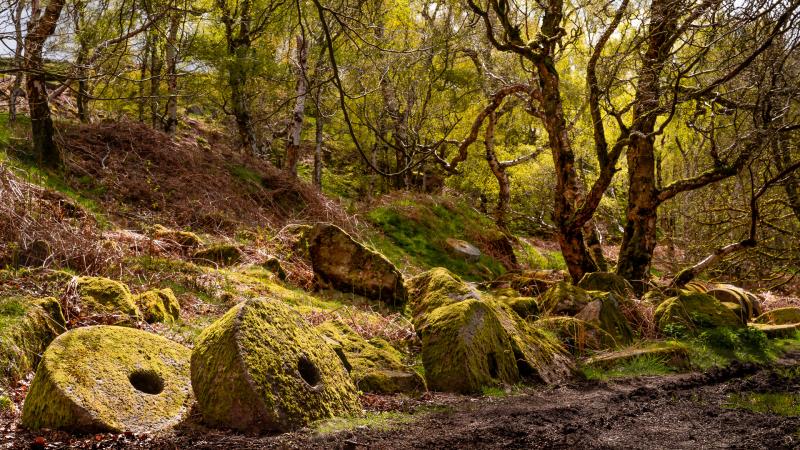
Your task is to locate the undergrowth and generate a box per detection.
[581,354,675,380]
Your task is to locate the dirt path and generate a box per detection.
[6,360,800,449]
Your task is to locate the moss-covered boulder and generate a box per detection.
[577,272,634,298]
[420,299,518,393]
[487,270,558,297]
[535,316,606,354]
[262,256,287,280]
[754,307,800,325]
[22,326,192,433]
[574,293,634,348]
[407,268,480,330]
[706,285,762,320]
[539,282,593,316]
[135,288,180,324]
[190,298,360,432]
[153,224,202,248]
[1,297,65,384]
[316,320,425,394]
[654,291,744,334]
[76,276,141,322]
[192,243,244,266]
[309,223,406,307]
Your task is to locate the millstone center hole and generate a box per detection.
[487,352,499,378]
[298,355,322,387]
[129,369,164,395]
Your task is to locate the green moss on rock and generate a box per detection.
[0,297,65,385]
[420,299,518,393]
[316,320,425,394]
[22,326,192,433]
[76,276,141,322]
[706,285,762,320]
[577,272,634,298]
[574,292,635,348]
[407,268,479,330]
[192,243,244,266]
[654,291,744,334]
[135,288,180,324]
[153,224,203,248]
[489,300,574,383]
[539,282,593,316]
[190,298,360,432]
[754,307,800,325]
[495,296,540,320]
[309,223,406,307]
[749,322,800,338]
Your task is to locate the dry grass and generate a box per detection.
[0,163,124,274]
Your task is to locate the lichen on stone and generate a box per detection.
[407,267,479,330]
[0,296,65,385]
[190,297,360,432]
[22,325,192,433]
[316,319,425,394]
[76,276,141,322]
[574,292,635,348]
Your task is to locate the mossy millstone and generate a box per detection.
[76,277,141,322]
[309,223,406,307]
[0,297,65,385]
[577,272,634,298]
[539,282,593,316]
[192,243,244,266]
[654,291,744,334]
[190,298,360,432]
[407,268,480,330]
[706,285,762,320]
[22,326,192,433]
[754,307,800,325]
[420,299,518,393]
[135,288,180,324]
[316,320,425,394]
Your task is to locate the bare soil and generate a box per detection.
[5,356,800,450]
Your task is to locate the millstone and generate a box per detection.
[22,325,192,433]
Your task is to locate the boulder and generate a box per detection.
[153,224,203,249]
[574,292,635,348]
[407,268,479,330]
[0,297,65,384]
[262,255,287,280]
[192,243,244,266]
[535,316,606,354]
[135,288,180,324]
[654,291,744,334]
[316,320,425,394]
[190,298,359,432]
[420,299,518,393]
[309,223,406,307]
[487,270,558,297]
[539,282,593,316]
[76,276,141,322]
[445,238,481,262]
[22,326,192,433]
[577,272,634,298]
[754,307,800,325]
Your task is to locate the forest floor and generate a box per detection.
[5,354,799,449]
